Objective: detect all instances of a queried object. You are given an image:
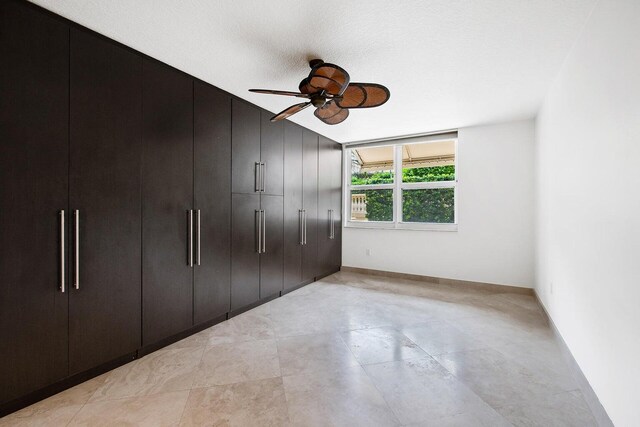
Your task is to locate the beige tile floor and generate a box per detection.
[0,271,599,426]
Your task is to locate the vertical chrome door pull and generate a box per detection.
[260,162,266,192]
[60,210,65,293]
[196,209,201,266]
[329,209,335,239]
[302,209,307,245]
[188,209,194,267]
[261,210,266,253]
[254,162,261,192]
[74,210,80,290]
[299,209,304,245]
[256,209,262,253]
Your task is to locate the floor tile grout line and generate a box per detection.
[336,329,403,425]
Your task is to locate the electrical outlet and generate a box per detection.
[366,248,371,256]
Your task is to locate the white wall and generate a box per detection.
[342,119,535,288]
[535,0,640,425]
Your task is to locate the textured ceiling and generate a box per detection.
[29,0,596,143]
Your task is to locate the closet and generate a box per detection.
[0,0,341,415]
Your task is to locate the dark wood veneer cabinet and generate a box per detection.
[142,59,194,345]
[231,102,284,196]
[231,193,261,309]
[69,28,142,374]
[317,136,343,277]
[194,81,232,324]
[1,0,341,414]
[231,101,261,194]
[283,122,304,291]
[302,129,319,282]
[231,104,285,310]
[260,194,285,298]
[0,0,70,405]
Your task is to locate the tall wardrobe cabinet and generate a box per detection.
[1,0,341,416]
[231,102,284,311]
[142,61,231,345]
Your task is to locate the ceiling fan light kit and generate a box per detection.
[249,59,390,125]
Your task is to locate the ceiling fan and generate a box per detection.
[249,59,390,125]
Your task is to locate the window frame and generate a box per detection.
[344,137,458,231]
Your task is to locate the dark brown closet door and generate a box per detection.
[260,195,284,298]
[142,60,194,345]
[0,0,69,405]
[194,81,231,324]
[231,100,261,194]
[317,136,343,277]
[301,130,319,282]
[330,141,343,271]
[231,194,261,310]
[68,29,142,373]
[260,111,284,196]
[283,122,304,291]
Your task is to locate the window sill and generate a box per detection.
[344,221,458,232]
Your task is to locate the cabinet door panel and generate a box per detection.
[283,123,303,291]
[231,194,261,310]
[0,0,69,404]
[142,60,194,345]
[301,130,319,282]
[260,195,284,298]
[317,137,342,276]
[330,141,343,271]
[231,100,260,194]
[69,28,142,373]
[194,82,231,324]
[260,111,284,196]
[317,136,334,276]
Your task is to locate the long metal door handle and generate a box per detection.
[188,209,194,267]
[60,210,65,293]
[196,209,201,266]
[332,209,335,239]
[254,162,261,192]
[303,209,307,245]
[74,210,80,290]
[332,210,336,239]
[256,209,262,253]
[261,162,266,192]
[329,209,334,239]
[261,210,266,253]
[299,209,303,245]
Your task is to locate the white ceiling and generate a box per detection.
[30,0,596,143]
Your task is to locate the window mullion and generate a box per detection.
[394,144,402,225]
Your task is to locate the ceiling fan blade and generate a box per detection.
[249,89,310,98]
[307,63,350,96]
[298,78,315,94]
[271,102,311,122]
[314,100,349,125]
[336,83,390,108]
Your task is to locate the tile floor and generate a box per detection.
[0,271,599,426]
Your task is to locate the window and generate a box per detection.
[346,135,457,230]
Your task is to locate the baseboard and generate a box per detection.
[533,292,614,427]
[228,292,281,318]
[0,352,136,418]
[281,279,315,296]
[138,313,228,357]
[340,266,533,295]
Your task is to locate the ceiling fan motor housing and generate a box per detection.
[310,94,327,108]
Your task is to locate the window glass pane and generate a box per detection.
[350,189,393,222]
[351,146,394,185]
[402,140,455,183]
[402,188,455,223]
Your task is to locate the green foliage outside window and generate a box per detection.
[351,165,455,223]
